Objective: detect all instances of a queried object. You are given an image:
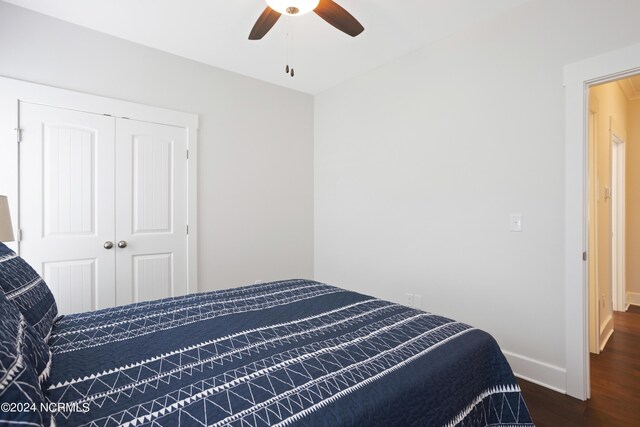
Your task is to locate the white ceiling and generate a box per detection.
[4,0,530,94]
[619,75,640,101]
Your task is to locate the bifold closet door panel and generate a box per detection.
[114,118,188,306]
[19,103,116,314]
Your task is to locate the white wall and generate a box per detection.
[315,0,640,391]
[0,1,314,290]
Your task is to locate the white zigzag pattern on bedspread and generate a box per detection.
[50,282,342,353]
[54,312,469,426]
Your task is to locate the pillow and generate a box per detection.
[0,243,58,341]
[0,290,53,426]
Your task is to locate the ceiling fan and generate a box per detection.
[249,0,364,40]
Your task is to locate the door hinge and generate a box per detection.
[583,251,587,261]
[17,229,23,242]
[186,150,189,160]
[15,128,22,143]
[186,225,189,235]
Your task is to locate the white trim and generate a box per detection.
[588,101,599,355]
[599,315,613,352]
[503,351,566,394]
[0,75,199,294]
[626,291,640,307]
[187,124,198,293]
[611,132,626,312]
[564,41,640,400]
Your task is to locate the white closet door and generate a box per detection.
[114,118,188,305]
[19,103,116,314]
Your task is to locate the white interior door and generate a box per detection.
[19,103,116,314]
[114,118,188,305]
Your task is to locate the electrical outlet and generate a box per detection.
[414,294,422,309]
[405,293,422,308]
[406,293,414,308]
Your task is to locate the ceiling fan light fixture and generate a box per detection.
[266,0,320,16]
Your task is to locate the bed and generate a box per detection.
[1,246,532,426]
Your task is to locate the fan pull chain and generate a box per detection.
[284,25,295,78]
[285,27,290,75]
[290,28,294,77]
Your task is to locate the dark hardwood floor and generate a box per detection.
[518,305,640,426]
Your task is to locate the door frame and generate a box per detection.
[564,42,640,400]
[611,131,626,312]
[0,76,199,295]
[587,100,600,355]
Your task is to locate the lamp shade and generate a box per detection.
[0,195,15,242]
[266,0,320,16]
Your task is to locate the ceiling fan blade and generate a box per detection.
[249,6,281,40]
[314,0,364,37]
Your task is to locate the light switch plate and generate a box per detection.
[510,214,523,232]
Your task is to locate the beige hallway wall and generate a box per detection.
[627,99,640,300]
[589,81,628,340]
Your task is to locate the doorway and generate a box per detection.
[564,41,640,400]
[587,78,637,357]
[586,75,640,395]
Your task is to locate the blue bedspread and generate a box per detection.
[45,280,533,426]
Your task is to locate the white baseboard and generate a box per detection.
[626,291,640,307]
[599,314,614,351]
[503,350,566,394]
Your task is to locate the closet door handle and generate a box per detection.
[103,241,114,250]
[117,240,128,249]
